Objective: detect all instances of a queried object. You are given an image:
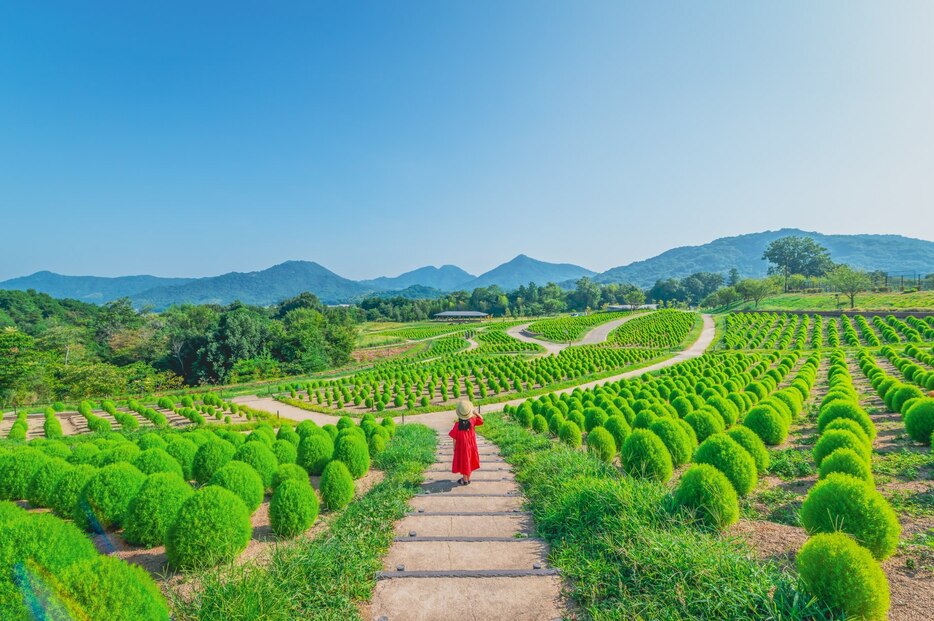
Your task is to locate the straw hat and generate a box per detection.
[455,400,475,420]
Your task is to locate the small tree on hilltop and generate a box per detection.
[736,279,777,309]
[827,265,871,309]
[624,289,646,309]
[762,236,834,292]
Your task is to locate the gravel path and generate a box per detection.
[505,311,649,356]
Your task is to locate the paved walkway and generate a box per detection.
[505,311,648,356]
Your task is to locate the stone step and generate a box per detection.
[422,471,516,483]
[409,495,524,513]
[394,514,531,538]
[383,540,549,572]
[370,576,564,621]
[419,480,518,495]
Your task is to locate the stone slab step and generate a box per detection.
[422,471,515,482]
[382,540,549,572]
[378,568,559,579]
[369,575,564,621]
[408,495,524,513]
[419,480,518,495]
[394,514,531,538]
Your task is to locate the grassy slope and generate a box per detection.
[479,414,839,621]
[712,291,934,312]
[171,424,436,621]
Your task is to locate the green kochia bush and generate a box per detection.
[208,461,265,513]
[270,479,319,538]
[799,473,900,560]
[272,439,298,465]
[742,405,788,445]
[297,434,334,475]
[166,486,252,569]
[123,472,194,548]
[51,464,96,518]
[320,460,354,510]
[620,429,673,482]
[649,419,693,467]
[165,437,197,480]
[0,511,97,579]
[683,409,724,443]
[586,427,616,463]
[75,462,146,531]
[904,398,934,444]
[603,415,631,452]
[132,448,184,478]
[816,401,876,441]
[558,421,583,448]
[192,440,236,484]
[797,532,889,621]
[818,448,873,483]
[234,441,279,488]
[57,555,170,621]
[726,426,769,473]
[272,463,309,491]
[27,458,72,509]
[333,433,370,479]
[532,414,549,434]
[693,434,757,497]
[0,448,49,501]
[673,464,739,530]
[823,418,871,449]
[812,429,870,467]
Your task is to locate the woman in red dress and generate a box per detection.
[450,400,483,485]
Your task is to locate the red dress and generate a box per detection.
[449,415,483,476]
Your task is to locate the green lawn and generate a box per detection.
[713,290,934,312]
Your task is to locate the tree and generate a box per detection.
[735,279,777,309]
[624,289,646,308]
[827,265,871,309]
[0,328,39,407]
[728,268,741,287]
[762,236,833,291]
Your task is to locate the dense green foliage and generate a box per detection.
[123,472,195,547]
[166,486,252,569]
[269,478,319,538]
[674,464,739,530]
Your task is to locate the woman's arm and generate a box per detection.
[473,414,484,427]
[448,425,457,439]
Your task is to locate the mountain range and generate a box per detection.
[2,229,932,309]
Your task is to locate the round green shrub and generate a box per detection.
[649,419,693,467]
[621,429,673,482]
[192,440,236,485]
[132,448,184,478]
[208,461,264,513]
[558,421,583,448]
[813,429,870,468]
[333,433,370,479]
[586,427,616,463]
[233,442,279,488]
[904,398,934,444]
[166,486,252,569]
[322,424,339,441]
[742,405,788,446]
[96,443,141,467]
[270,479,319,538]
[272,439,298,465]
[51,464,96,519]
[673,464,739,530]
[37,439,70,460]
[515,407,533,428]
[123,472,194,547]
[75,462,146,531]
[684,409,724,443]
[367,433,387,456]
[277,427,301,447]
[583,407,608,432]
[69,443,101,465]
[532,415,549,434]
[547,412,566,436]
[137,433,167,451]
[705,396,739,427]
[320,460,354,510]
[0,511,97,579]
[893,384,924,413]
[297,433,334,475]
[693,433,757,496]
[0,448,49,501]
[632,408,660,429]
[0,500,26,525]
[671,396,693,417]
[295,420,321,438]
[823,418,871,449]
[800,473,900,560]
[818,448,873,484]
[797,532,890,621]
[725,426,769,473]
[603,415,631,452]
[817,401,875,441]
[165,437,197,480]
[272,463,309,491]
[27,458,72,509]
[57,555,169,621]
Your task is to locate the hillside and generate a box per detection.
[131,261,368,309]
[596,229,934,288]
[359,265,474,291]
[0,271,193,303]
[463,254,595,291]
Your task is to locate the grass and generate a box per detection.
[171,424,436,621]
[884,487,934,519]
[478,413,839,621]
[742,485,803,526]
[711,290,934,312]
[873,449,934,481]
[766,448,816,481]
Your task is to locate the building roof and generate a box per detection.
[433,311,490,318]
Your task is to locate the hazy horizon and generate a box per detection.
[3,2,934,281]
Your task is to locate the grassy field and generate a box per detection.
[712,290,934,312]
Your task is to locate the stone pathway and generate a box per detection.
[367,424,563,621]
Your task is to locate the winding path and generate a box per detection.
[505,311,648,356]
[236,314,717,621]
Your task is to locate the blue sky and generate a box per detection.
[1,1,932,281]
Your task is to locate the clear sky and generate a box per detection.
[1,1,933,281]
